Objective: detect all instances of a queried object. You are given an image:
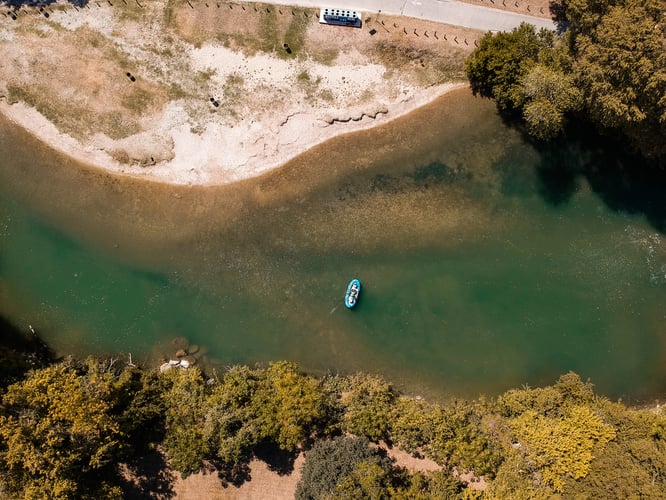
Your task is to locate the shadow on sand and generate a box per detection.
[117,449,177,499]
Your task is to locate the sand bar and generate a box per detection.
[0,0,481,186]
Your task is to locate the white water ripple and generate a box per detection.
[625,227,666,285]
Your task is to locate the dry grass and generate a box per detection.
[169,2,312,55]
[1,2,480,145]
[4,23,169,140]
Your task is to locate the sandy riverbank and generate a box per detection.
[0,0,478,186]
[0,81,464,185]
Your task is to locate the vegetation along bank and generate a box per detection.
[0,338,664,498]
[466,0,666,166]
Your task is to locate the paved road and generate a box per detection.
[257,0,556,32]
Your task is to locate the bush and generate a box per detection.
[341,374,396,442]
[295,436,391,500]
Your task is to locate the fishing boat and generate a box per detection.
[344,278,361,309]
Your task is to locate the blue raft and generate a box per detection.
[344,278,361,309]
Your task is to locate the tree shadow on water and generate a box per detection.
[0,315,55,387]
[533,134,666,233]
[533,141,583,207]
[584,149,666,233]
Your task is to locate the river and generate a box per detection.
[1,88,665,401]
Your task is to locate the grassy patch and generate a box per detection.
[121,86,157,114]
[258,8,280,53]
[109,149,131,164]
[8,84,141,140]
[75,26,131,69]
[116,2,146,23]
[167,83,188,100]
[297,69,323,100]
[196,68,217,84]
[317,89,335,102]
[369,41,467,85]
[190,123,206,134]
[163,0,184,29]
[358,89,375,103]
[282,9,310,57]
[43,21,67,34]
[223,73,245,100]
[310,47,339,66]
[216,32,259,55]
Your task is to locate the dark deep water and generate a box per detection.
[1,88,665,401]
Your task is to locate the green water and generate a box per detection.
[1,89,665,400]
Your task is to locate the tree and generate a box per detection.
[160,367,209,478]
[521,64,581,139]
[466,0,666,162]
[251,361,333,451]
[295,436,392,500]
[203,365,262,466]
[497,371,594,417]
[331,460,393,499]
[426,401,502,477]
[0,359,125,499]
[510,405,615,492]
[0,316,54,388]
[389,397,436,454]
[465,23,555,113]
[202,362,335,471]
[483,452,536,500]
[572,1,666,158]
[113,367,167,453]
[550,0,615,34]
[340,374,396,442]
[569,398,666,497]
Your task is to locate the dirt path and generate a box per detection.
[246,0,556,29]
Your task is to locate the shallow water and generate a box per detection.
[1,88,665,401]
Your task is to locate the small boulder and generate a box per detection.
[182,355,197,366]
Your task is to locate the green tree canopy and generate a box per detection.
[572,0,666,158]
[251,361,333,451]
[521,64,581,139]
[0,359,127,499]
[2,352,666,499]
[465,23,556,113]
[163,361,335,478]
[466,0,666,162]
[510,405,616,492]
[160,367,209,478]
[340,373,396,442]
[295,436,392,500]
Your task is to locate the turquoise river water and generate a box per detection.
[1,88,665,401]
